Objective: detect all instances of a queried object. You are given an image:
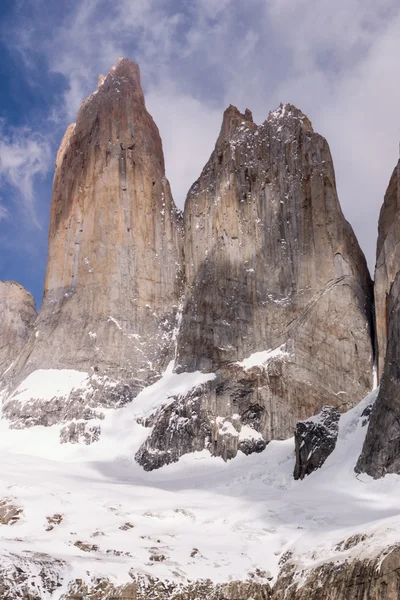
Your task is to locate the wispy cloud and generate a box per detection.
[0,204,8,221]
[0,123,51,226]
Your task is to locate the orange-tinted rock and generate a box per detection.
[5,59,183,426]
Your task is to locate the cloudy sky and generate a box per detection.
[0,0,400,305]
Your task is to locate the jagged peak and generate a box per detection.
[100,58,143,98]
[222,104,254,122]
[81,58,143,113]
[267,103,313,131]
[217,104,256,145]
[107,57,141,84]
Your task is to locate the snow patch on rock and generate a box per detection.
[8,369,90,406]
[236,345,289,370]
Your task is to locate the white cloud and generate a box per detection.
[257,0,400,269]
[146,84,222,207]
[0,124,51,225]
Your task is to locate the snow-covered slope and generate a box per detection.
[1,369,400,598]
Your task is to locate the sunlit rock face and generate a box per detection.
[136,104,374,468]
[0,281,36,378]
[374,159,400,380]
[4,59,183,426]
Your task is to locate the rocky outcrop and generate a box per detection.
[374,159,400,380]
[0,281,36,378]
[135,375,268,471]
[0,552,65,599]
[3,59,183,427]
[62,575,272,600]
[356,270,400,477]
[294,405,340,480]
[273,545,400,600]
[4,548,400,600]
[0,498,23,525]
[137,103,374,468]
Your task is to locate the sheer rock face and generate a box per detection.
[356,271,400,478]
[0,281,36,379]
[137,104,374,468]
[375,160,400,380]
[4,59,183,426]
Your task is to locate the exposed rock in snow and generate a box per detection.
[59,420,101,445]
[2,368,135,429]
[0,551,65,599]
[62,575,272,599]
[273,544,400,599]
[1,380,399,600]
[294,405,340,480]
[135,389,213,471]
[0,498,23,525]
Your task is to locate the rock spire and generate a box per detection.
[3,59,183,428]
